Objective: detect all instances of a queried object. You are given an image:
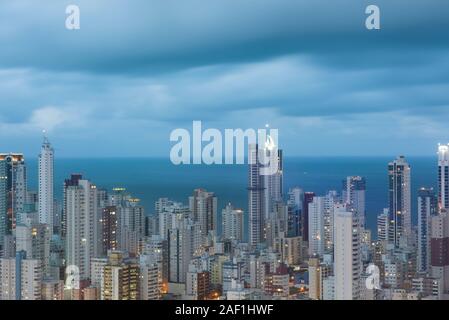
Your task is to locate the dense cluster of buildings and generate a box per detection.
[0,137,448,300]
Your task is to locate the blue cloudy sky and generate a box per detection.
[0,0,448,157]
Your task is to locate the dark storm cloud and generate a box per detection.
[0,0,448,156]
[0,0,448,73]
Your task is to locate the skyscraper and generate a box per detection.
[417,188,437,273]
[308,196,325,257]
[167,220,201,284]
[139,254,162,300]
[302,192,315,243]
[430,211,449,292]
[377,209,389,242]
[0,251,42,300]
[334,204,361,300]
[102,206,119,254]
[189,189,218,239]
[38,133,54,235]
[262,149,283,220]
[64,175,101,280]
[221,203,244,242]
[0,153,27,246]
[342,176,366,228]
[101,251,140,300]
[119,198,145,256]
[323,190,339,253]
[16,223,51,278]
[388,156,412,247]
[248,144,265,247]
[287,187,303,237]
[438,143,449,210]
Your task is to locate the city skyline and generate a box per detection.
[1,1,449,157]
[1,129,449,300]
[1,0,449,303]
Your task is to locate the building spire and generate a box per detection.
[42,129,50,145]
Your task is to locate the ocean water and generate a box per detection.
[26,156,437,237]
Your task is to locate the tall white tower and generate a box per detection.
[334,203,361,300]
[38,131,54,234]
[438,144,449,210]
[248,143,264,247]
[308,196,325,257]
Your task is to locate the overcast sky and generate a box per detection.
[0,0,448,157]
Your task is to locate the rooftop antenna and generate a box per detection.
[42,129,50,144]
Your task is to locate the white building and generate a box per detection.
[90,257,108,291]
[262,149,283,220]
[438,144,449,209]
[333,204,361,300]
[248,143,264,247]
[167,217,202,284]
[15,223,51,278]
[0,252,42,300]
[222,203,244,242]
[38,134,54,235]
[65,175,101,280]
[308,196,325,257]
[227,279,252,300]
[323,191,338,253]
[377,209,389,241]
[322,276,335,300]
[139,254,162,300]
[158,200,190,240]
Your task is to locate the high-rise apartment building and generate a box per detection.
[189,189,218,239]
[417,188,437,273]
[343,176,366,228]
[102,251,139,300]
[139,254,162,300]
[102,206,119,254]
[323,190,338,253]
[377,209,389,241]
[38,134,54,235]
[262,149,283,220]
[41,279,64,300]
[15,223,51,278]
[0,251,42,300]
[248,144,265,247]
[64,175,101,280]
[334,204,361,300]
[430,211,449,292]
[309,256,333,300]
[302,192,315,243]
[222,203,244,242]
[167,218,202,284]
[118,198,145,256]
[438,144,449,210]
[0,153,27,245]
[309,196,325,257]
[287,187,303,237]
[388,156,412,247]
[186,264,210,300]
